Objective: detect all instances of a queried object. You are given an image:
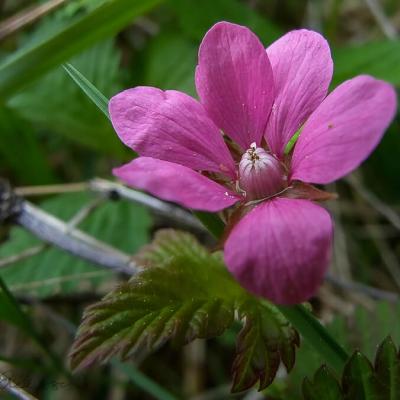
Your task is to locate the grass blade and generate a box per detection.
[113,360,178,400]
[278,304,349,373]
[0,0,162,99]
[63,63,109,119]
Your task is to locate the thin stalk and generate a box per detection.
[112,360,178,400]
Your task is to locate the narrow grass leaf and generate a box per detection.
[63,63,109,119]
[0,0,163,98]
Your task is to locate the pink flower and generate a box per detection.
[109,22,397,304]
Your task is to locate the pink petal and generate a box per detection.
[113,157,241,212]
[195,21,274,150]
[265,30,333,158]
[291,75,397,184]
[224,198,333,304]
[109,86,236,178]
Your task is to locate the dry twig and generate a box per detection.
[0,372,38,400]
[0,0,67,41]
[364,0,398,39]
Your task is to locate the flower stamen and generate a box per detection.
[238,143,285,200]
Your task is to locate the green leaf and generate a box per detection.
[302,337,400,400]
[0,107,55,185]
[192,211,225,239]
[8,40,122,155]
[302,366,342,400]
[232,300,299,392]
[284,129,301,155]
[144,33,197,96]
[278,304,348,374]
[374,337,400,400]
[281,301,400,399]
[169,0,281,43]
[332,40,400,88]
[342,353,383,400]
[69,230,238,370]
[69,229,299,393]
[0,278,67,374]
[0,0,163,98]
[0,192,151,298]
[0,277,32,332]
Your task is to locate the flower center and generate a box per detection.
[238,143,284,201]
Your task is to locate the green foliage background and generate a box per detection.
[0,0,400,399]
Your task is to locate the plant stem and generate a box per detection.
[112,360,178,400]
[277,304,349,373]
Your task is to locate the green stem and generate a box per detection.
[278,304,349,372]
[113,360,178,400]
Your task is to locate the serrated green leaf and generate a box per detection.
[374,337,400,400]
[0,0,163,98]
[285,302,400,399]
[70,229,299,393]
[232,301,299,393]
[342,352,384,400]
[302,366,342,400]
[69,230,239,370]
[302,337,400,400]
[0,193,151,298]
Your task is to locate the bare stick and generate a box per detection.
[66,196,105,229]
[346,175,400,231]
[326,274,398,303]
[327,183,352,280]
[15,179,204,230]
[16,201,138,275]
[0,245,46,269]
[15,182,87,197]
[348,173,400,290]
[364,0,397,39]
[0,197,104,270]
[90,178,203,230]
[0,372,38,400]
[7,181,399,303]
[0,0,67,41]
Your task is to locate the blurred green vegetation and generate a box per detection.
[0,0,400,399]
